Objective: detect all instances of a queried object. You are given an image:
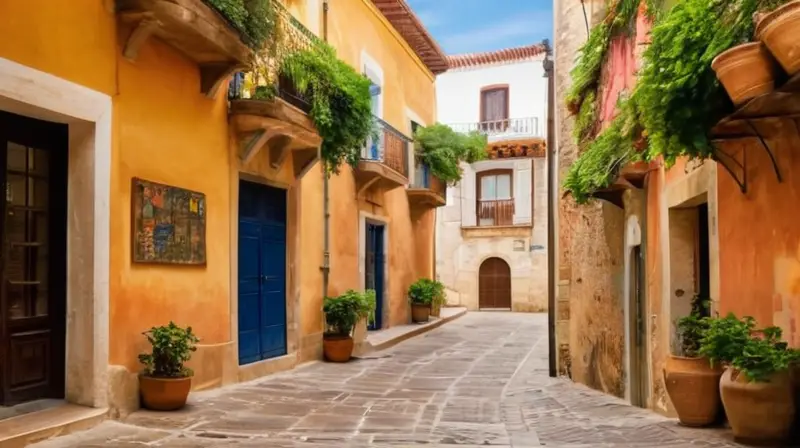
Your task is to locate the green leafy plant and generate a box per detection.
[323,290,375,337]
[699,313,756,367]
[138,322,199,378]
[631,0,789,165]
[414,124,487,184]
[408,278,444,306]
[674,296,711,357]
[731,326,800,382]
[280,45,375,172]
[562,117,635,203]
[205,0,277,49]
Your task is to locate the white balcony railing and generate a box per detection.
[447,117,541,141]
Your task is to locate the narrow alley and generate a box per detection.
[33,313,740,448]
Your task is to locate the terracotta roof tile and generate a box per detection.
[447,43,547,70]
[371,0,449,74]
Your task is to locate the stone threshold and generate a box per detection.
[0,403,107,448]
[357,307,467,355]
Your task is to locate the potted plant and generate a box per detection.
[138,322,199,411]
[408,279,434,323]
[323,289,375,363]
[702,314,799,443]
[427,279,446,318]
[663,297,723,427]
[711,42,779,106]
[756,0,800,75]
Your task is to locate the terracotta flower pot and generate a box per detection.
[711,42,779,106]
[323,335,354,363]
[139,375,192,411]
[430,302,441,318]
[663,356,724,427]
[720,368,796,444]
[756,0,800,75]
[411,304,430,323]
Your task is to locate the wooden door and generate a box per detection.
[0,111,67,406]
[478,257,511,309]
[237,181,287,365]
[629,245,648,407]
[365,223,384,330]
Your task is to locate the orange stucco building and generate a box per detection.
[0,0,446,431]
[556,0,800,417]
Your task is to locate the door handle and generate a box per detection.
[261,275,278,282]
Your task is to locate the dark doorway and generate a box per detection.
[696,203,710,311]
[365,223,385,330]
[237,181,287,365]
[478,257,512,309]
[0,111,68,406]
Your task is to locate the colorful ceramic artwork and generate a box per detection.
[132,178,206,264]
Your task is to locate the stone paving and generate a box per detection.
[33,313,747,447]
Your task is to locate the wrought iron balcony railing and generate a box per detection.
[477,199,515,226]
[448,117,541,140]
[227,1,319,113]
[362,117,411,178]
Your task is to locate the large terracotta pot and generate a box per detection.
[411,304,430,323]
[323,335,354,363]
[756,0,800,75]
[711,42,778,106]
[139,375,192,411]
[720,368,796,444]
[663,355,724,427]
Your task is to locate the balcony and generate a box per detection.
[477,199,515,226]
[407,164,446,209]
[116,0,253,97]
[355,117,411,195]
[227,3,321,178]
[448,117,541,142]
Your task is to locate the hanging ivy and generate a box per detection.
[413,124,487,185]
[205,0,277,49]
[280,44,375,172]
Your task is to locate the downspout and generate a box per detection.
[321,0,330,299]
[543,40,557,378]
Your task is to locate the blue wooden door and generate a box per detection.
[365,223,385,330]
[238,181,287,365]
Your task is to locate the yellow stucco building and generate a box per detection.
[0,0,447,437]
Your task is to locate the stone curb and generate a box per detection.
[366,308,468,353]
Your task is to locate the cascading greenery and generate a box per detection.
[280,44,374,172]
[205,0,277,49]
[563,0,789,203]
[413,124,487,185]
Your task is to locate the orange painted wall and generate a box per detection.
[296,0,437,333]
[717,130,800,347]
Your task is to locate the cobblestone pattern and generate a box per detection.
[33,313,744,447]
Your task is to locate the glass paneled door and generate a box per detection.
[0,111,67,406]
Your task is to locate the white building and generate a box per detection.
[435,43,549,312]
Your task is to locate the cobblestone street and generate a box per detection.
[34,313,742,447]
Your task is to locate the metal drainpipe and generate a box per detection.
[543,40,558,378]
[321,0,330,300]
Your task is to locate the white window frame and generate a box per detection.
[361,50,384,120]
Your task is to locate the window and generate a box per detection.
[480,85,509,131]
[477,170,514,226]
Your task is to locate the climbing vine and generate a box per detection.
[205,0,277,49]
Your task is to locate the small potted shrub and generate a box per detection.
[323,289,375,363]
[663,297,723,427]
[408,279,434,323]
[138,322,199,411]
[702,314,799,443]
[428,280,446,318]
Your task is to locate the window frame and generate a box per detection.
[477,169,514,200]
[479,84,510,124]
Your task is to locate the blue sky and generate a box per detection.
[406,0,553,55]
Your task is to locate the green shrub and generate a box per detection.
[408,278,444,306]
[674,296,710,357]
[323,290,375,337]
[414,124,487,184]
[280,45,375,172]
[205,0,277,50]
[731,326,800,382]
[699,313,756,367]
[138,322,199,378]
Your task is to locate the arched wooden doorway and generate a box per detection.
[478,257,511,309]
